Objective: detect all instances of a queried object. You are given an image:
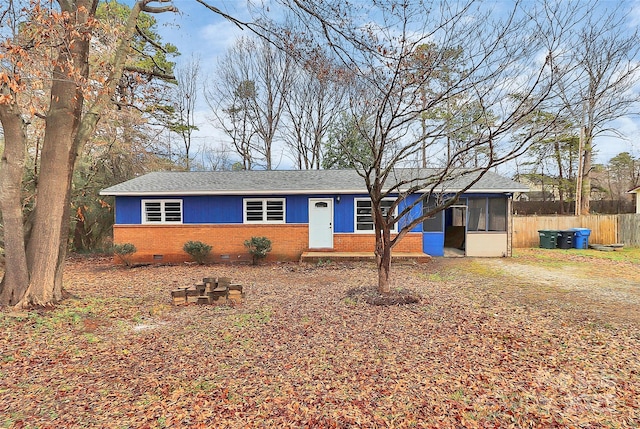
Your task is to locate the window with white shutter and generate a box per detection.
[243,198,286,223]
[142,200,183,224]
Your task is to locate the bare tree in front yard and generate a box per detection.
[269,0,583,293]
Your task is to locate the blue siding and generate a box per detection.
[185,196,241,223]
[334,194,359,233]
[116,194,324,225]
[114,192,495,237]
[286,195,309,224]
[116,196,242,224]
[423,232,445,256]
[116,197,142,224]
[333,194,422,233]
[398,194,423,233]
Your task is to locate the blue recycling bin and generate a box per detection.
[571,228,591,249]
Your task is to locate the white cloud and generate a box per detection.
[199,20,245,56]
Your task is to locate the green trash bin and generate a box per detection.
[538,230,558,249]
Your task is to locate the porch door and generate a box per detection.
[308,198,334,249]
[444,204,467,256]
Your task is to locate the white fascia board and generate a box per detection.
[415,188,528,194]
[459,188,528,193]
[101,187,528,196]
[100,189,368,196]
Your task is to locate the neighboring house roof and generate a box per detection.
[628,186,640,194]
[100,169,529,196]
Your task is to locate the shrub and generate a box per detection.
[112,243,137,267]
[183,240,212,265]
[244,236,272,265]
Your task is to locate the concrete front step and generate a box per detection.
[300,251,431,263]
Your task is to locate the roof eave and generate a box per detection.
[452,188,528,193]
[100,187,528,196]
[99,189,367,196]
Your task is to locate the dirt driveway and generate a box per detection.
[428,248,640,326]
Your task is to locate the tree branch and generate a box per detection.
[140,0,177,14]
[142,5,178,14]
[135,25,167,53]
[124,65,175,81]
[194,0,246,29]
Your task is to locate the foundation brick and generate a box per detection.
[333,233,422,253]
[113,224,423,264]
[114,224,309,264]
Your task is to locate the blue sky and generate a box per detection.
[143,0,640,170]
[148,1,254,165]
[152,0,250,68]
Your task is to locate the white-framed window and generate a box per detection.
[354,198,397,233]
[142,199,183,224]
[243,198,286,223]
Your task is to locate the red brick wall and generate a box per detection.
[333,233,422,252]
[114,224,309,263]
[113,225,424,264]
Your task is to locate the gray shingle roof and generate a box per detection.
[100,169,528,196]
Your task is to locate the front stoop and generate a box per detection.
[300,251,431,264]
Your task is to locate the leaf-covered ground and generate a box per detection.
[1,249,639,428]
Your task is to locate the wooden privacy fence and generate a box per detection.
[618,214,640,247]
[511,214,639,248]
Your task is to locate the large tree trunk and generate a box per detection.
[14,0,93,308]
[1,0,167,308]
[24,99,81,305]
[0,101,30,305]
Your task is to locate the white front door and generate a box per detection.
[308,198,334,249]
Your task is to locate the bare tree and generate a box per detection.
[516,112,579,214]
[205,46,258,170]
[197,143,235,171]
[170,56,201,170]
[268,0,579,293]
[555,1,640,214]
[205,35,292,170]
[283,58,348,169]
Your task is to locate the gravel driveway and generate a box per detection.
[432,248,640,326]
